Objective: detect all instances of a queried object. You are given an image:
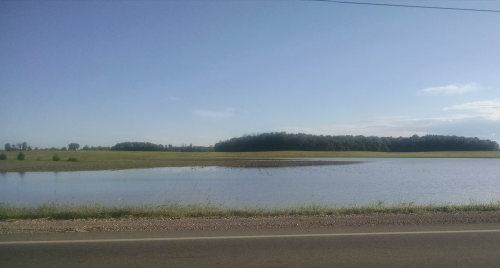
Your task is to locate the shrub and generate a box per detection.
[52,154,60,161]
[67,157,78,162]
[0,152,6,160]
[17,152,25,160]
[36,158,41,161]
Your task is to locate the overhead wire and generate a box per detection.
[164,0,500,13]
[302,0,500,13]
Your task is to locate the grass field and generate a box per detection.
[0,150,499,173]
[1,201,499,220]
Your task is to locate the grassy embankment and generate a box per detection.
[1,150,499,173]
[1,201,500,221]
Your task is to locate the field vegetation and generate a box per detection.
[0,150,499,173]
[1,201,499,221]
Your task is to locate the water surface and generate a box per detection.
[1,158,499,207]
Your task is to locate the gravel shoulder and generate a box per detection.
[2,212,500,234]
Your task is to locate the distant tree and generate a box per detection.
[111,142,164,151]
[61,147,67,151]
[68,143,80,151]
[17,143,22,151]
[21,142,28,151]
[17,152,25,160]
[34,147,38,150]
[27,146,32,151]
[82,145,90,150]
[5,143,11,151]
[11,144,17,151]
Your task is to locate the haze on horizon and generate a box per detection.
[1,0,499,148]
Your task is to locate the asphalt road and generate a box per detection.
[2,223,500,267]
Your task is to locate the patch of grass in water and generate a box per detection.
[1,201,499,221]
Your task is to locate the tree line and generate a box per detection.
[4,142,30,151]
[110,142,214,152]
[3,141,213,152]
[3,143,110,151]
[5,134,498,153]
[213,132,500,152]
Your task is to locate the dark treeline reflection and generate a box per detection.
[214,132,499,152]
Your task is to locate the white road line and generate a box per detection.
[2,229,500,245]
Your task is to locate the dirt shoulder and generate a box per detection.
[2,212,500,234]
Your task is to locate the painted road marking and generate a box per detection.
[2,229,500,245]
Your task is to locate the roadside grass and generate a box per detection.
[1,201,500,221]
[0,150,499,173]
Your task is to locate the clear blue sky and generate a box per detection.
[1,0,499,148]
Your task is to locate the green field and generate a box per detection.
[0,150,499,173]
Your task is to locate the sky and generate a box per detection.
[1,0,499,148]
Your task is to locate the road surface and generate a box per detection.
[2,223,500,267]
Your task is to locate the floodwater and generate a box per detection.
[1,158,499,207]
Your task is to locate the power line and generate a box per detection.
[304,0,500,13]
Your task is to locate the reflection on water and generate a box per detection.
[1,158,499,207]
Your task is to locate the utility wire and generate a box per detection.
[304,0,500,13]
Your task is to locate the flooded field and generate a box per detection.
[1,158,499,207]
